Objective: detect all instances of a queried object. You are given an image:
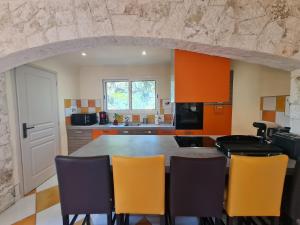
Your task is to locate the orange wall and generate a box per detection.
[175,49,230,103]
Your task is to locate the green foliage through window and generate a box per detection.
[106,81,129,110]
[132,81,156,109]
[105,80,156,110]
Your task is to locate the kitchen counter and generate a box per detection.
[67,123,175,130]
[72,135,296,172]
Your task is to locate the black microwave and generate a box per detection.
[175,103,203,130]
[71,113,97,126]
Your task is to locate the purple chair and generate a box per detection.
[169,156,227,225]
[55,155,114,225]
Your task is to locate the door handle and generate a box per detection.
[23,123,35,138]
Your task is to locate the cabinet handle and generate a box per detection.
[74,131,83,134]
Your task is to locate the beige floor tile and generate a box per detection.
[36,186,60,213]
[74,219,85,225]
[12,214,36,225]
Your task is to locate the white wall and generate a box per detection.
[79,64,171,112]
[32,59,80,155]
[231,61,290,135]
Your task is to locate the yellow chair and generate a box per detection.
[112,155,165,225]
[225,155,288,225]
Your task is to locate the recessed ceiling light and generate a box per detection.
[81,52,87,56]
[142,50,147,56]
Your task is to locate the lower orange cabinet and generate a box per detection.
[157,130,176,135]
[175,130,203,135]
[92,129,120,140]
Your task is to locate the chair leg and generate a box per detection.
[112,213,116,225]
[271,217,279,225]
[198,218,205,225]
[227,216,234,225]
[63,215,69,225]
[237,217,243,225]
[160,215,166,225]
[86,214,91,225]
[124,214,129,225]
[215,217,223,225]
[107,212,112,225]
[116,214,123,225]
[170,216,175,225]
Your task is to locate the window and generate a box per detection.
[104,80,156,111]
[132,81,156,110]
[106,81,129,110]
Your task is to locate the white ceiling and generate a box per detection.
[48,45,172,66]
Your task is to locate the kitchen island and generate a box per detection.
[67,124,176,154]
[72,135,296,172]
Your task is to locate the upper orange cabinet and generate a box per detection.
[174,49,231,103]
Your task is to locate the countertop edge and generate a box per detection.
[67,124,176,130]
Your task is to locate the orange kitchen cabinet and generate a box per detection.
[175,130,203,135]
[157,130,176,135]
[174,49,230,102]
[92,129,119,140]
[203,105,232,135]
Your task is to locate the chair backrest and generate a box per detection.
[169,156,227,217]
[282,160,300,219]
[55,155,113,216]
[112,155,165,215]
[226,155,288,217]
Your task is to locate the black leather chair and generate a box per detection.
[282,160,300,225]
[55,155,114,225]
[169,156,227,225]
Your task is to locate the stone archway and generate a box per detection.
[1,0,300,72]
[1,0,300,213]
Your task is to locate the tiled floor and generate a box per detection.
[0,175,200,225]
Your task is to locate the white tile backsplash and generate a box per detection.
[95,99,101,108]
[81,99,88,107]
[263,96,276,111]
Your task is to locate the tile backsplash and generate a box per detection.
[260,95,290,127]
[64,98,174,125]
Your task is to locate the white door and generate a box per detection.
[15,65,60,194]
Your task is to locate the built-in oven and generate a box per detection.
[175,103,203,130]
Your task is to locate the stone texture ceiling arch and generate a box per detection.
[1,0,300,72]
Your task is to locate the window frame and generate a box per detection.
[103,79,157,113]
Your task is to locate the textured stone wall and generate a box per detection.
[0,73,15,212]
[0,0,300,71]
[290,69,300,134]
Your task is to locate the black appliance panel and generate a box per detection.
[71,113,97,126]
[272,132,300,159]
[175,103,203,130]
[216,135,283,157]
[174,136,215,148]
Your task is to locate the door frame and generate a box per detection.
[10,64,61,196]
